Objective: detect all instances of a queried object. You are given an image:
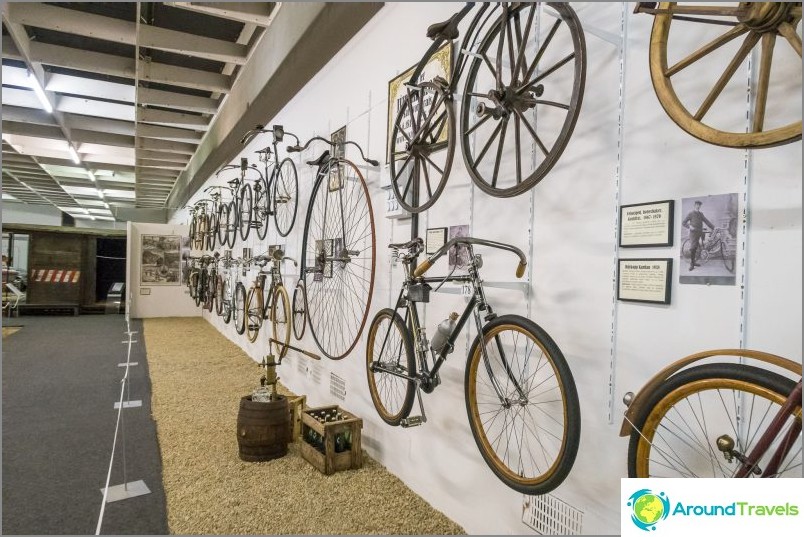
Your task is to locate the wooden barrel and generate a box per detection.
[236,395,290,462]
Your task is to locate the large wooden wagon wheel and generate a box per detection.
[644,2,802,148]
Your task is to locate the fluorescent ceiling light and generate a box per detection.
[103,202,111,209]
[87,170,97,182]
[28,72,53,114]
[68,145,81,164]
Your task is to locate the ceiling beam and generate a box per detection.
[28,41,136,79]
[138,108,210,129]
[167,2,278,27]
[139,60,231,94]
[137,138,198,155]
[1,105,57,126]
[6,2,249,65]
[136,123,203,142]
[137,87,218,114]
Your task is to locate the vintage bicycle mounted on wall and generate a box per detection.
[389,2,587,212]
[365,236,580,495]
[635,2,802,148]
[621,348,802,478]
[283,135,380,360]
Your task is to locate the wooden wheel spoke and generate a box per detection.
[531,52,576,86]
[401,160,417,204]
[534,100,570,110]
[522,18,562,89]
[481,51,499,82]
[495,5,506,89]
[514,108,549,156]
[465,112,492,137]
[514,113,522,184]
[513,4,537,82]
[491,117,509,188]
[665,24,748,77]
[405,86,420,134]
[667,5,745,17]
[421,152,445,176]
[429,111,448,144]
[777,22,802,57]
[393,153,413,183]
[474,121,504,166]
[753,32,776,133]
[421,159,434,198]
[506,11,517,81]
[412,91,444,143]
[694,32,761,121]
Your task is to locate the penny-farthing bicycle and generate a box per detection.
[287,136,379,360]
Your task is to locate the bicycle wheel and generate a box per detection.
[189,214,197,249]
[255,176,270,241]
[465,314,580,494]
[216,203,230,247]
[292,280,307,340]
[206,212,218,251]
[234,282,247,335]
[681,238,693,259]
[366,308,416,426]
[226,200,238,247]
[245,288,264,342]
[221,279,232,324]
[649,2,801,148]
[215,275,225,316]
[189,271,199,302]
[205,271,216,312]
[274,158,299,237]
[389,81,455,213]
[461,3,586,198]
[627,363,801,478]
[721,242,735,272]
[194,213,208,250]
[700,246,711,264]
[271,285,291,358]
[238,183,253,242]
[301,159,376,360]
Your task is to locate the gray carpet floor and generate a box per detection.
[2,314,168,535]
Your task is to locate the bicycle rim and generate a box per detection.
[271,286,291,358]
[302,160,376,360]
[366,308,416,426]
[234,282,247,335]
[465,315,580,494]
[292,280,307,340]
[629,363,801,478]
[274,158,299,237]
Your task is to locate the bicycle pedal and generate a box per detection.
[400,416,424,428]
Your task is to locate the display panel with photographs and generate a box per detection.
[141,235,181,285]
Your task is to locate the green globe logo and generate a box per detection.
[627,489,670,531]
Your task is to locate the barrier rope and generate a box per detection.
[95,314,136,535]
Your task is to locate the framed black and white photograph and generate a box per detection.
[448,224,470,270]
[426,227,447,255]
[141,235,181,285]
[619,200,674,247]
[617,258,673,305]
[331,125,346,159]
[679,193,737,286]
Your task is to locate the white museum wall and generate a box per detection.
[170,3,802,534]
[1,202,63,226]
[126,221,198,318]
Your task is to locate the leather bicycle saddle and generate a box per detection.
[426,15,461,41]
[306,150,330,167]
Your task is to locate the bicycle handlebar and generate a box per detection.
[240,124,300,146]
[413,237,527,278]
[287,136,379,167]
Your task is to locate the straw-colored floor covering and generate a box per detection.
[143,317,464,535]
[2,326,21,338]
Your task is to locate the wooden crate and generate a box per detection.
[286,394,306,442]
[300,405,363,475]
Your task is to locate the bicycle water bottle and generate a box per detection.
[431,312,459,355]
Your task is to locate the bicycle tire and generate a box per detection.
[245,288,263,342]
[627,363,801,478]
[274,158,299,237]
[206,212,218,251]
[389,81,455,213]
[205,270,216,312]
[238,183,253,242]
[256,175,270,241]
[271,285,291,359]
[366,308,416,426]
[221,278,232,324]
[215,274,225,316]
[291,280,307,340]
[300,159,376,360]
[460,2,586,198]
[234,282,247,335]
[226,200,238,247]
[216,203,230,247]
[465,314,580,494]
[188,271,199,301]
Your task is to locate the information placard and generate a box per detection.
[619,200,674,247]
[617,258,672,304]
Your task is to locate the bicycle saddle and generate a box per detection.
[426,15,461,41]
[388,238,423,250]
[306,150,330,167]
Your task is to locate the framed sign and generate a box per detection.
[386,42,453,164]
[619,200,674,247]
[331,125,346,159]
[426,227,447,254]
[617,258,673,304]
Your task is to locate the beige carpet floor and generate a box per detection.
[143,317,464,535]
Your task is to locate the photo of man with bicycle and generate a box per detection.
[679,194,738,285]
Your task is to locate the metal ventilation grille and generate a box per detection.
[329,372,346,401]
[296,356,307,375]
[522,493,583,535]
